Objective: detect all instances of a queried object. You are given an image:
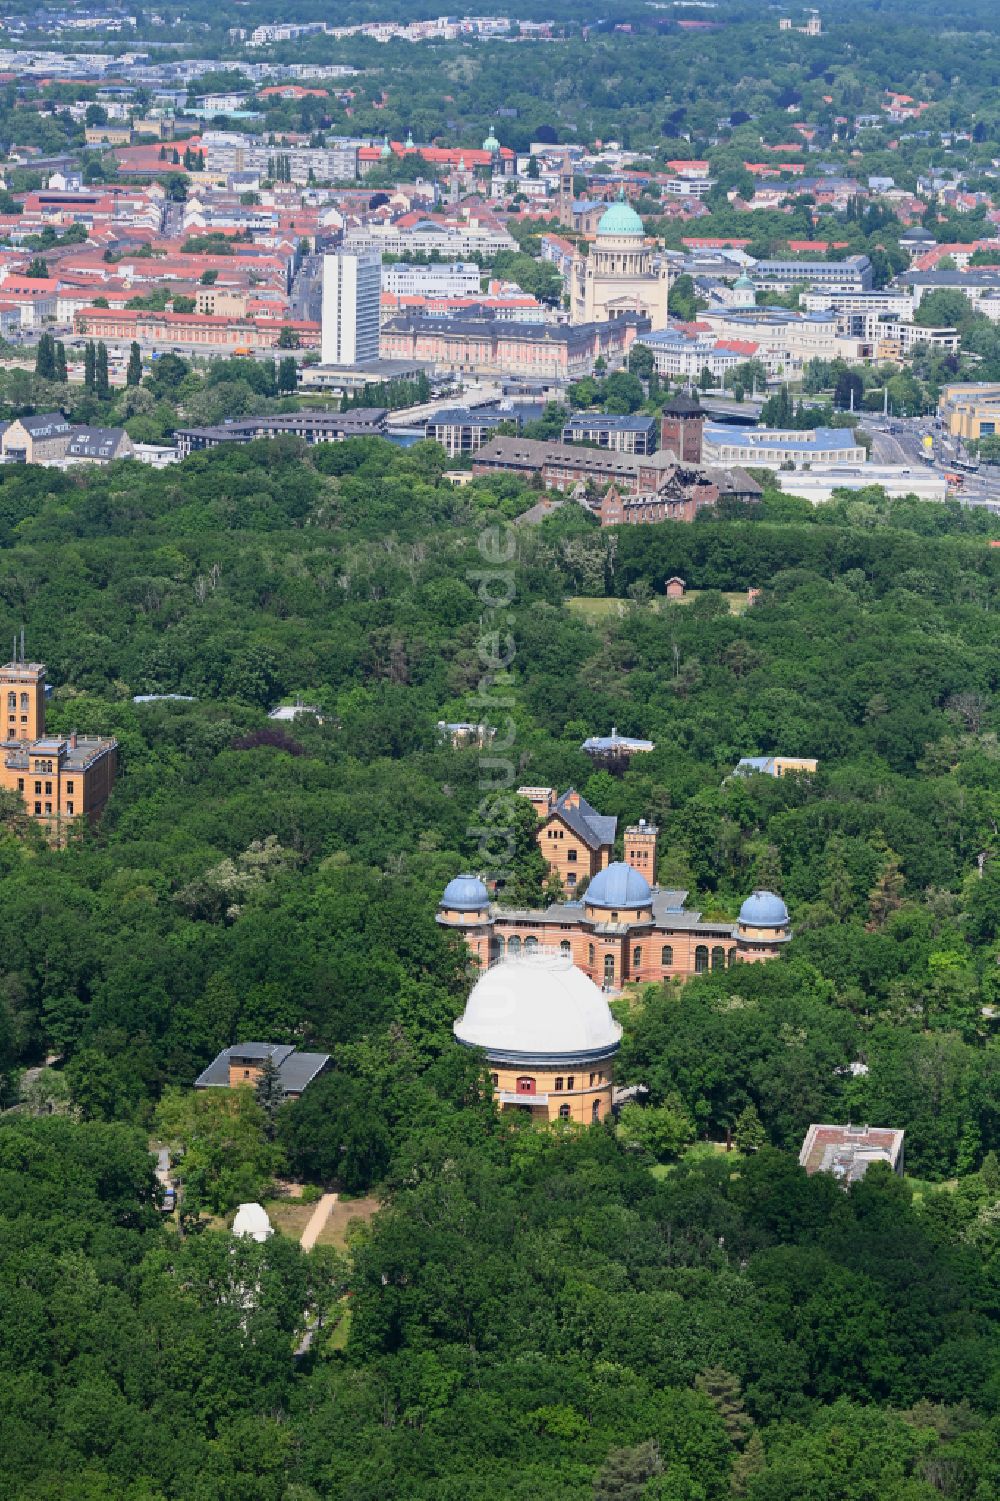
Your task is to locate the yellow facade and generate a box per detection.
[939,383,1000,442]
[0,658,118,837]
[489,1060,613,1124]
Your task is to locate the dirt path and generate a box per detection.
[299,1191,338,1251]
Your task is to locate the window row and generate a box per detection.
[6,692,29,710]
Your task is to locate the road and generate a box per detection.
[300,1191,338,1251]
[860,415,1000,511]
[394,379,504,424]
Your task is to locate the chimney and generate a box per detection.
[70,730,77,749]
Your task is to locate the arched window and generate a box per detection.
[712,946,725,971]
[508,935,521,956]
[604,953,615,986]
[588,943,595,967]
[695,945,708,973]
[525,935,538,953]
[728,948,737,967]
[493,935,505,961]
[558,1104,571,1120]
[559,940,571,958]
[632,945,642,972]
[592,1099,601,1122]
[661,944,673,968]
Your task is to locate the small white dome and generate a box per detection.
[232,1203,274,1242]
[454,951,622,1061]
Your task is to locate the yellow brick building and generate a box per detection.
[453,949,621,1124]
[0,656,117,836]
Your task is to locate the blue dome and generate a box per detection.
[441,874,490,911]
[739,890,789,927]
[586,861,652,909]
[596,197,644,238]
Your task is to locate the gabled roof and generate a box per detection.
[194,1042,330,1094]
[547,788,617,851]
[12,413,70,437]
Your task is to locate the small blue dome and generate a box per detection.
[441,874,490,911]
[586,861,652,909]
[739,890,789,927]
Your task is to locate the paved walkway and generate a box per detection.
[300,1192,338,1251]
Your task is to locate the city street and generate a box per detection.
[860,415,1000,509]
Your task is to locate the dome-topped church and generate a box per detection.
[570,191,670,330]
[454,948,621,1123]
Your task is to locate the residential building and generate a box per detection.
[636,327,754,384]
[562,413,657,455]
[453,950,621,1124]
[175,409,388,456]
[581,730,655,761]
[697,307,855,375]
[0,654,117,836]
[194,1042,331,1099]
[735,756,818,777]
[899,268,1000,320]
[424,407,517,457]
[1,414,73,464]
[517,785,617,893]
[321,247,382,365]
[64,427,134,464]
[800,287,915,319]
[799,1123,905,1184]
[749,255,872,294]
[702,423,866,469]
[438,870,791,992]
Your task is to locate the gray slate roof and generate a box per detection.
[194,1042,330,1094]
[550,789,617,851]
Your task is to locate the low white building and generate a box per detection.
[776,464,949,504]
[702,423,867,469]
[382,260,482,297]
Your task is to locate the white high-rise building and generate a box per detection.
[321,248,381,365]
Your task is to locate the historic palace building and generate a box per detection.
[453,949,621,1124]
[438,866,791,990]
[569,194,670,330]
[0,652,117,836]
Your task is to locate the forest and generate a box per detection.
[0,435,999,1495]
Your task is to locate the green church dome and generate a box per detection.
[596,192,644,237]
[482,127,501,152]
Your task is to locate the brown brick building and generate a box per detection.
[438,870,791,991]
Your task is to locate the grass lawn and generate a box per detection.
[318,1194,381,1249]
[261,1199,316,1241]
[566,592,750,621]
